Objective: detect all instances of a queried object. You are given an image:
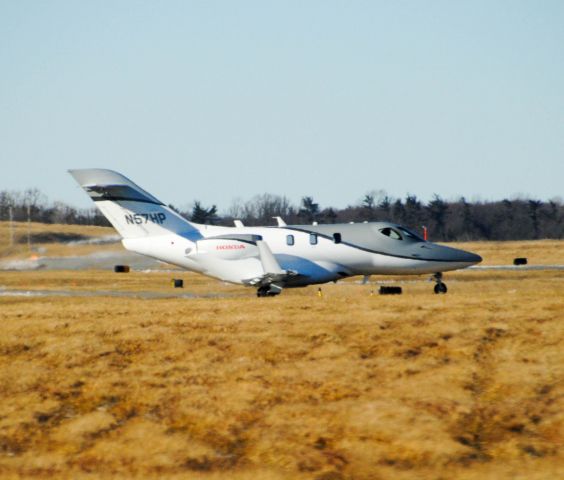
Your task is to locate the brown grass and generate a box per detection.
[0,263,563,479]
[0,223,563,478]
[448,239,564,266]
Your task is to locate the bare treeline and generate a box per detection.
[185,191,564,241]
[1,188,562,241]
[0,188,109,227]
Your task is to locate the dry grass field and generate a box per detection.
[0,222,563,479]
[0,222,121,261]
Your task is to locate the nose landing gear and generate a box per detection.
[432,272,448,294]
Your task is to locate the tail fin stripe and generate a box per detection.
[85,184,164,205]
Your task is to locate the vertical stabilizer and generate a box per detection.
[69,169,199,239]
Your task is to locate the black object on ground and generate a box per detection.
[379,286,402,295]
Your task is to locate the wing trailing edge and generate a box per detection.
[242,240,302,289]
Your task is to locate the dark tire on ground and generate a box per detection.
[434,283,448,294]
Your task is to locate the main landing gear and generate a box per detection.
[433,272,448,294]
[256,285,282,297]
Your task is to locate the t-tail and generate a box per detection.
[69,169,200,239]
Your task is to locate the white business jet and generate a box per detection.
[69,169,482,296]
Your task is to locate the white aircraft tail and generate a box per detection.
[69,169,199,239]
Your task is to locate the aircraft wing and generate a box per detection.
[242,240,305,288]
[241,271,301,287]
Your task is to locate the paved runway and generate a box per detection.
[0,287,236,299]
[469,265,564,271]
[0,251,165,271]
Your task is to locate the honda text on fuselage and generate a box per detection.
[69,169,482,296]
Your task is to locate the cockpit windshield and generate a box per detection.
[379,227,402,240]
[397,227,425,241]
[379,226,425,242]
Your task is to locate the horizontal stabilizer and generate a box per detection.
[69,169,163,205]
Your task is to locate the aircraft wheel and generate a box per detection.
[257,286,274,297]
[434,282,448,294]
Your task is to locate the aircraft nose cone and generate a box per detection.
[426,244,482,264]
[459,250,482,264]
[414,243,482,266]
[444,246,482,264]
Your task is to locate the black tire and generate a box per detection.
[257,287,267,297]
[434,283,448,294]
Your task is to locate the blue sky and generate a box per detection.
[1,1,563,211]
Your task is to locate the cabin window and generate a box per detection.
[380,227,402,240]
[333,233,342,244]
[309,233,318,245]
[286,234,295,246]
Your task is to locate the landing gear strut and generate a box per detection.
[432,272,448,294]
